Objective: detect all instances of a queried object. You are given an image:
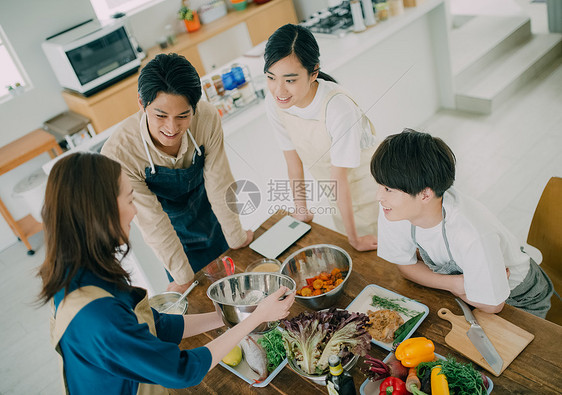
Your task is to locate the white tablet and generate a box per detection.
[249,216,311,259]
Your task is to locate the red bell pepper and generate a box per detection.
[379,377,408,395]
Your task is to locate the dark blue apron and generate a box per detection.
[145,145,229,276]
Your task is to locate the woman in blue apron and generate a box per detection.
[102,54,252,292]
[38,152,294,394]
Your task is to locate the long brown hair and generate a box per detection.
[38,152,132,304]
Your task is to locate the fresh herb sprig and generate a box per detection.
[371,295,418,317]
[417,357,485,395]
[257,328,286,372]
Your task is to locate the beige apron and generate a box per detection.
[50,285,168,395]
[278,87,380,237]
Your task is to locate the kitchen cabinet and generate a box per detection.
[246,0,298,46]
[62,0,297,134]
[62,76,139,135]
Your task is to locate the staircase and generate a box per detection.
[450,15,562,114]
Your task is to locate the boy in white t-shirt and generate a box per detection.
[371,129,553,318]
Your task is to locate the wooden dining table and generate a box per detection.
[170,212,562,394]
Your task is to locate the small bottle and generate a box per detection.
[350,0,366,32]
[202,79,217,101]
[325,355,356,395]
[231,88,242,108]
[361,0,377,26]
[164,24,176,46]
[231,64,246,87]
[221,70,237,91]
[212,75,225,96]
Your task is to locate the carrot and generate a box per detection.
[406,367,427,395]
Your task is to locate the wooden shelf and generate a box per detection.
[16,215,43,240]
[0,128,63,174]
[0,129,63,253]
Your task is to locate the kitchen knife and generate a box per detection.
[455,298,504,375]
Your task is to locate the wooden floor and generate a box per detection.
[1,8,560,395]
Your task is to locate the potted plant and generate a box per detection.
[178,2,201,33]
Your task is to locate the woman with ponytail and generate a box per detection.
[264,23,380,251]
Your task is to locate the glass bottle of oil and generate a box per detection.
[325,355,356,395]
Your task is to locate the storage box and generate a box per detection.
[199,0,227,24]
[43,111,95,149]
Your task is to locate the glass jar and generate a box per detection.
[212,75,225,96]
[388,0,404,16]
[231,64,246,87]
[202,79,218,101]
[221,70,237,91]
[376,0,389,21]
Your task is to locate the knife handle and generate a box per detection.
[455,298,478,325]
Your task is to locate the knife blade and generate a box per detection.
[455,298,503,375]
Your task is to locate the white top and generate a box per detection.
[377,187,531,305]
[265,79,377,168]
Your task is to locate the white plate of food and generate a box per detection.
[346,284,429,351]
[219,329,287,387]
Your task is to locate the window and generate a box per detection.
[0,25,30,101]
[89,0,161,21]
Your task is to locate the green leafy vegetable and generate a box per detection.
[257,328,286,372]
[371,295,418,317]
[281,308,372,375]
[417,356,485,395]
[393,312,425,347]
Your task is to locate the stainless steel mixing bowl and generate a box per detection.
[280,244,352,310]
[148,291,188,315]
[206,272,296,333]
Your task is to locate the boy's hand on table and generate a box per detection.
[447,274,466,297]
[349,234,378,251]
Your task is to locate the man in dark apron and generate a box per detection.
[102,53,253,292]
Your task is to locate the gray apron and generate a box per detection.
[411,207,553,318]
[411,207,462,275]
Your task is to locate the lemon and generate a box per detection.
[222,344,243,367]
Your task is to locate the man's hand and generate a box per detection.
[232,229,254,249]
[349,234,378,251]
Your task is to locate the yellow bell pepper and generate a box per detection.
[431,365,450,395]
[394,337,435,367]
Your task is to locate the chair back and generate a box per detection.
[527,177,562,324]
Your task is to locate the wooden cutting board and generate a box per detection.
[438,308,534,376]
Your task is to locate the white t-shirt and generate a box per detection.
[377,187,531,306]
[265,79,377,168]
